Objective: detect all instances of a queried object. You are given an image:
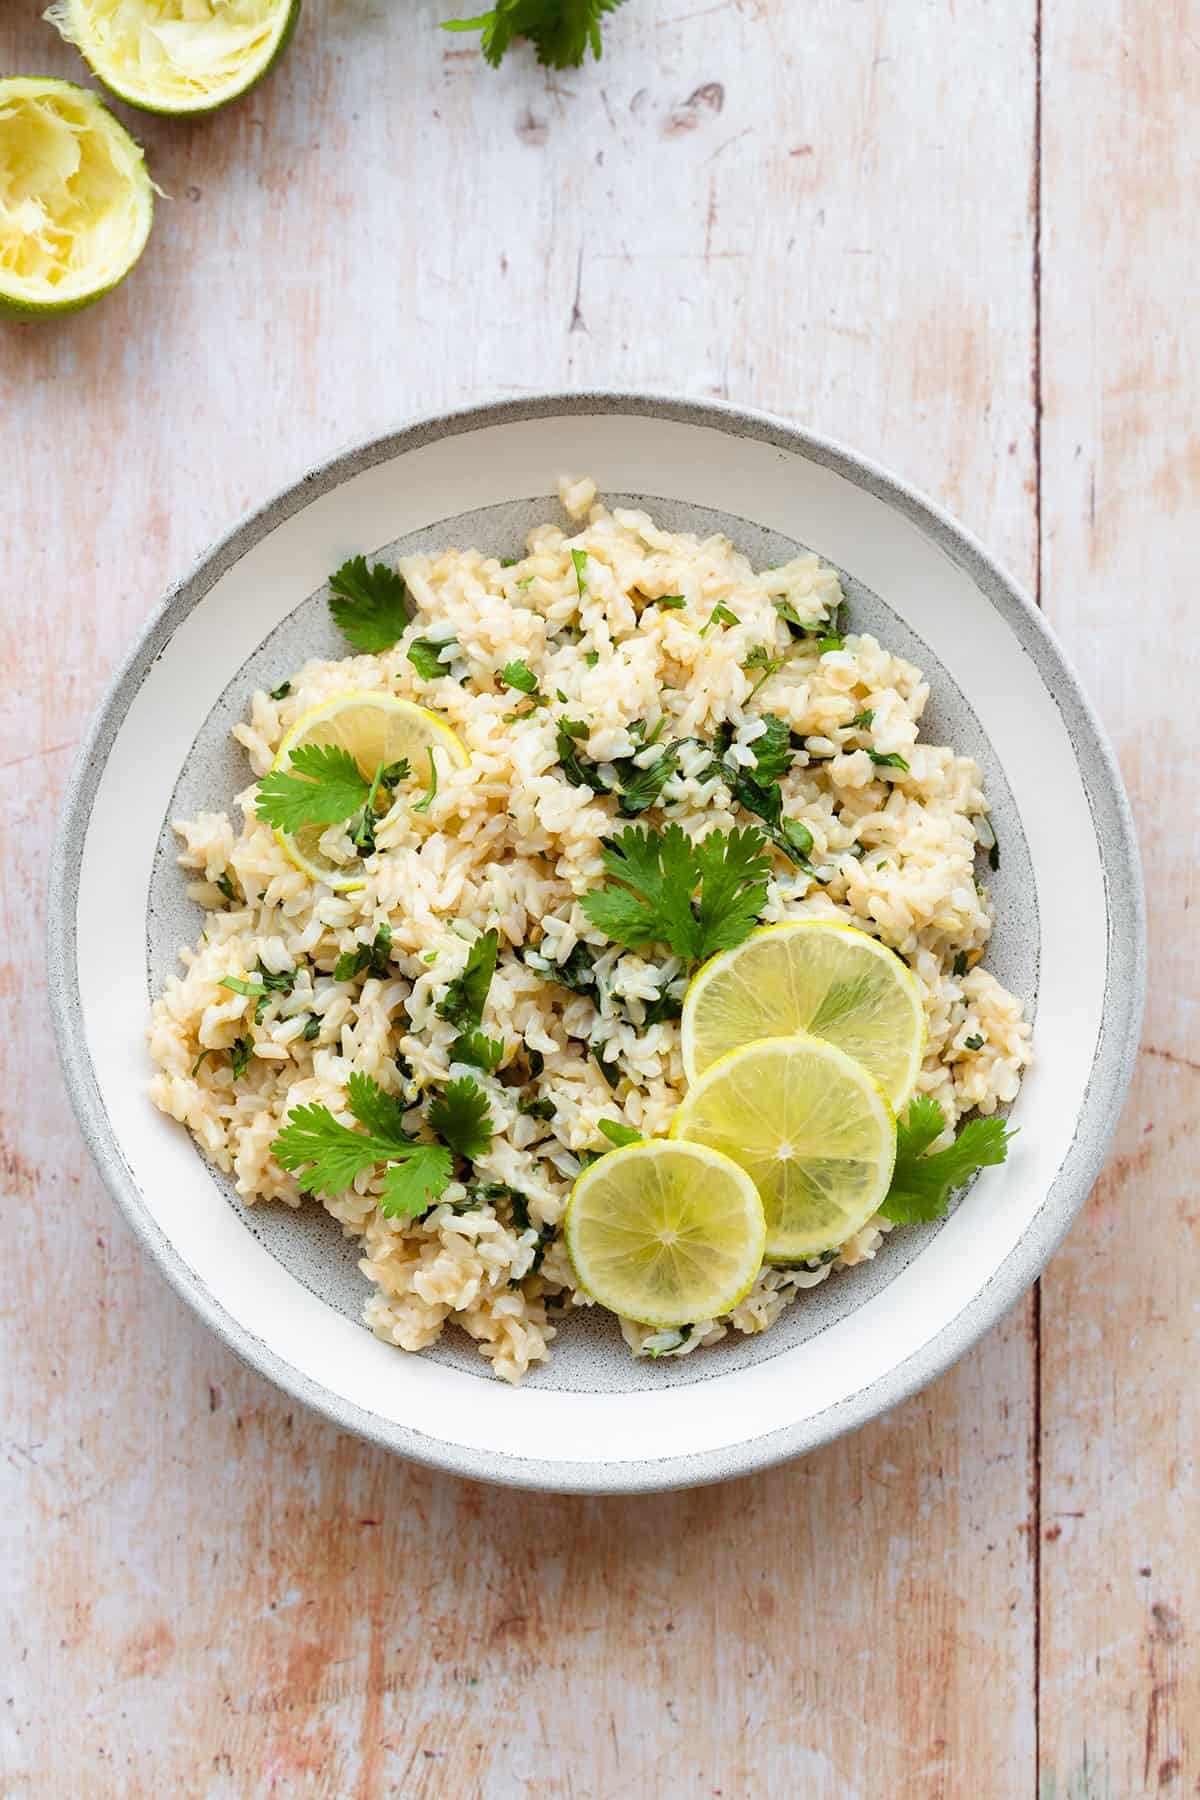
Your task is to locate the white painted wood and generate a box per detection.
[6,0,1182,1789]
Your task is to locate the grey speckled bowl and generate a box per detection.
[47,394,1145,1493]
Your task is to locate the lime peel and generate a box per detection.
[0,77,153,316]
[46,0,301,117]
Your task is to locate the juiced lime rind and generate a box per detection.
[46,0,301,118]
[565,1141,767,1328]
[671,1032,897,1263]
[0,76,153,317]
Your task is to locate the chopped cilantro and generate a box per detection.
[656,594,686,609]
[412,748,439,814]
[215,871,238,903]
[598,1119,641,1147]
[964,1034,985,1052]
[407,638,452,681]
[501,658,540,694]
[229,1036,253,1080]
[333,924,393,983]
[518,1095,557,1122]
[571,548,589,595]
[437,930,499,1033]
[868,750,911,774]
[428,1076,495,1161]
[268,680,292,701]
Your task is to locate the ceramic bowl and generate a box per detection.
[47,394,1145,1492]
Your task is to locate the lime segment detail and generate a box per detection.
[0,77,153,316]
[269,691,469,889]
[46,0,300,117]
[681,920,926,1109]
[671,1034,896,1263]
[565,1141,767,1327]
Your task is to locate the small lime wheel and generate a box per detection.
[565,1141,767,1328]
[0,78,153,318]
[46,0,301,117]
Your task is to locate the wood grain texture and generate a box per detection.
[1037,2,1199,1795]
[0,0,1182,1792]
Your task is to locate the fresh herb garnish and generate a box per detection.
[868,750,911,774]
[191,1048,213,1078]
[523,941,598,995]
[517,1095,556,1121]
[229,1036,254,1081]
[598,1119,641,1147]
[699,603,738,638]
[428,1075,495,1161]
[272,1072,452,1218]
[580,824,771,963]
[412,748,439,814]
[591,1044,621,1089]
[881,1096,1015,1225]
[721,717,821,876]
[215,871,238,903]
[256,743,377,835]
[616,744,681,817]
[452,1029,506,1074]
[964,1034,985,1052]
[952,951,970,978]
[501,658,540,694]
[333,924,393,983]
[585,652,600,668]
[555,722,611,796]
[328,556,410,652]
[220,962,298,1022]
[850,709,875,729]
[301,1015,322,1041]
[656,594,686,609]
[443,0,626,69]
[407,637,452,681]
[571,547,589,595]
[438,930,500,1032]
[268,680,292,701]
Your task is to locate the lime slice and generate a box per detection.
[0,78,153,317]
[565,1142,767,1328]
[681,920,925,1109]
[671,1035,896,1262]
[46,0,300,117]
[270,691,469,889]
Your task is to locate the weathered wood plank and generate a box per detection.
[1037,2,1198,1794]
[2,2,1040,1794]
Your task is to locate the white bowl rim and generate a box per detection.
[46,390,1146,1493]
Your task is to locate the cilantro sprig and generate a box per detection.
[581,824,771,963]
[719,716,822,878]
[272,1072,453,1219]
[438,930,506,1071]
[256,745,410,851]
[428,1076,495,1161]
[444,0,627,68]
[328,556,410,652]
[881,1096,1016,1225]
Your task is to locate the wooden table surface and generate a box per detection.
[2,2,1195,1794]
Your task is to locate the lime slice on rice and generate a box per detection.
[0,78,153,318]
[671,1034,896,1262]
[565,1141,767,1328]
[681,919,926,1109]
[269,691,470,890]
[45,0,301,117]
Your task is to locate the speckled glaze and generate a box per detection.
[47,394,1145,1493]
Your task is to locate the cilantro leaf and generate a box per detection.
[408,637,453,681]
[271,1075,453,1217]
[412,748,439,814]
[656,594,686,609]
[881,1096,1016,1225]
[555,721,611,795]
[380,1148,455,1219]
[616,744,681,817]
[501,658,539,694]
[334,924,393,983]
[328,556,410,652]
[268,680,292,701]
[691,827,774,956]
[256,743,371,834]
[215,871,238,903]
[580,824,770,963]
[523,941,598,995]
[451,1029,506,1073]
[437,929,499,1032]
[445,0,626,68]
[229,1036,253,1080]
[517,1094,556,1121]
[868,749,911,774]
[571,547,589,593]
[428,1076,495,1161]
[598,1119,641,1147]
[747,715,793,785]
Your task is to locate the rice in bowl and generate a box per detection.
[147,477,1032,1383]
